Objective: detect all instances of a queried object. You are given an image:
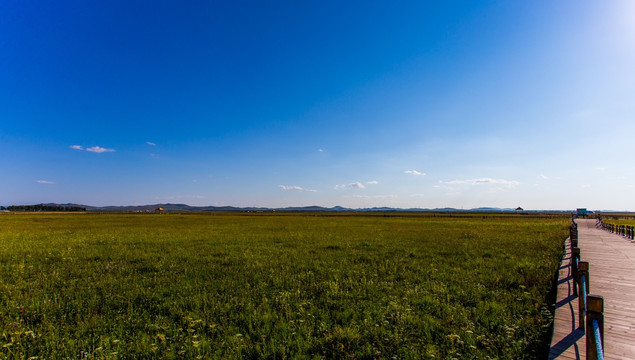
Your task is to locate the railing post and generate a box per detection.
[586,295,604,360]
[578,261,589,330]
[572,247,580,295]
[571,224,578,249]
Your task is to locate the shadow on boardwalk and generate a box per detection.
[548,239,584,360]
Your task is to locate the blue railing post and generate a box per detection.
[586,295,604,360]
[578,261,589,330]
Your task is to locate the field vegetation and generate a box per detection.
[601,218,635,226]
[0,213,568,359]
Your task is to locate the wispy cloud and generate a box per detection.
[86,146,115,153]
[539,174,549,180]
[405,170,426,176]
[410,193,425,197]
[36,180,55,184]
[334,182,366,190]
[318,149,325,152]
[279,185,317,192]
[367,180,378,185]
[146,141,156,146]
[71,145,115,153]
[443,178,520,187]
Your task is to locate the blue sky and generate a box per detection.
[2,1,634,210]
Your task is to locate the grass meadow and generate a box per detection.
[0,213,568,359]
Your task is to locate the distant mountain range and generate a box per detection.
[19,203,583,213]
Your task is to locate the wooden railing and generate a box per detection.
[596,214,634,239]
[569,220,605,360]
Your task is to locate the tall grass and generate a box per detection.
[0,213,568,359]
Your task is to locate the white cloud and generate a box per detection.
[349,182,366,189]
[280,185,303,191]
[405,170,426,176]
[36,180,55,184]
[334,182,366,190]
[367,180,378,185]
[86,146,116,153]
[443,178,520,187]
[279,185,317,192]
[147,141,156,146]
[318,149,325,152]
[410,193,425,197]
[71,145,116,153]
[539,174,549,180]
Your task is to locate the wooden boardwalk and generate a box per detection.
[549,219,635,359]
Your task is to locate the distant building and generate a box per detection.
[155,207,165,213]
[515,207,524,212]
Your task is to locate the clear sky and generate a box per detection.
[1,1,634,210]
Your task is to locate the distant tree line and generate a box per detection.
[5,204,86,212]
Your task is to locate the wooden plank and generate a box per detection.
[550,219,635,360]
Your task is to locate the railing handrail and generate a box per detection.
[596,215,635,240]
[592,319,604,360]
[569,220,604,360]
[581,274,587,311]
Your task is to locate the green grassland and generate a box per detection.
[0,213,568,359]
